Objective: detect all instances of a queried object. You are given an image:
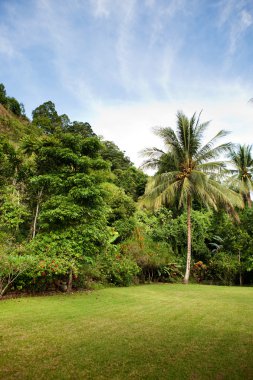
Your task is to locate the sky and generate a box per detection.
[0,0,253,167]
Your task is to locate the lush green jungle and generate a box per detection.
[1,83,253,297]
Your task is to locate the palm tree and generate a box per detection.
[141,111,243,284]
[227,144,253,207]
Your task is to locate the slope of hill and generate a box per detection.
[0,104,40,144]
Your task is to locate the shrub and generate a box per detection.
[96,247,140,286]
[0,241,37,297]
[206,252,239,285]
[121,228,183,283]
[192,261,207,283]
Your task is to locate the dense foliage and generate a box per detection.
[1,84,253,296]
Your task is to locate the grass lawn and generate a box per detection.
[1,284,253,379]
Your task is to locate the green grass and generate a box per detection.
[1,284,253,379]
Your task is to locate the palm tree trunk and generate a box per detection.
[246,192,252,208]
[183,195,191,284]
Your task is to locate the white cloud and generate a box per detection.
[0,34,15,57]
[163,0,188,18]
[218,0,235,26]
[241,9,253,27]
[217,0,253,54]
[114,0,188,100]
[229,9,253,54]
[90,0,112,18]
[115,1,138,94]
[145,0,156,7]
[89,81,253,168]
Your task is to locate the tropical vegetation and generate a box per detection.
[141,111,243,282]
[1,83,253,297]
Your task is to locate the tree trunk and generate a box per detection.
[31,188,43,239]
[67,268,73,292]
[16,188,20,233]
[0,280,3,298]
[183,195,191,284]
[238,250,243,286]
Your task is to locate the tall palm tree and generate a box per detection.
[227,144,253,207]
[141,111,243,283]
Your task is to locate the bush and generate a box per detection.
[206,252,239,285]
[71,263,102,290]
[192,261,207,283]
[121,228,183,283]
[0,241,37,297]
[96,247,140,286]
[112,217,136,242]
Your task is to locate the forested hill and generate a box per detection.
[0,83,150,297]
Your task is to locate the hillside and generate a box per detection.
[0,104,40,144]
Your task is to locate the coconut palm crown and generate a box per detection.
[227,144,253,207]
[141,111,243,283]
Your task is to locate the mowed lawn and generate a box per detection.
[1,285,253,380]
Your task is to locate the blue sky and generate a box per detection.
[0,0,253,166]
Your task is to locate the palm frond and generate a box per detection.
[205,178,244,209]
[196,142,232,163]
[197,161,227,173]
[140,147,165,158]
[176,111,199,158]
[228,144,253,171]
[193,111,211,144]
[194,121,210,144]
[140,147,165,170]
[154,126,184,161]
[141,110,242,213]
[142,172,180,209]
[178,177,191,208]
[226,144,253,205]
